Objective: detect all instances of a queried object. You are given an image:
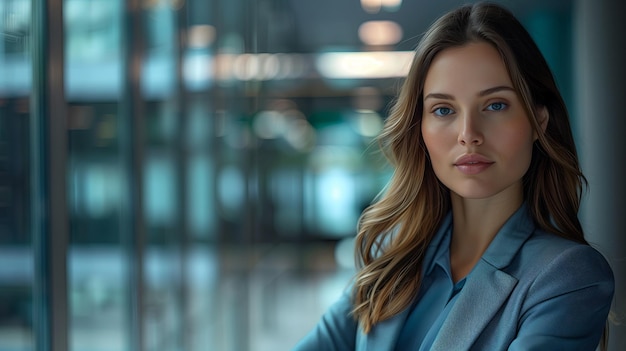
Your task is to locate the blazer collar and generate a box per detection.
[479,202,535,269]
[357,203,536,351]
[430,202,535,350]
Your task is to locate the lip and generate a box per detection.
[454,154,494,175]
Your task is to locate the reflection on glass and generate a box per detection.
[65,0,129,350]
[70,161,123,218]
[217,164,246,220]
[0,0,34,350]
[186,97,216,239]
[145,154,177,227]
[314,166,358,237]
[65,0,122,100]
[142,2,185,348]
[68,248,126,350]
[188,154,214,238]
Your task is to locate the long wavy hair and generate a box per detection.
[352,0,594,342]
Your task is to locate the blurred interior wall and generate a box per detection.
[575,0,626,349]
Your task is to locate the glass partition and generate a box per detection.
[64,0,129,350]
[0,1,582,350]
[0,0,34,350]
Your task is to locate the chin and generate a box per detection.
[449,182,523,202]
[451,190,497,200]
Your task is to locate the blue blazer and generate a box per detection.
[293,205,615,350]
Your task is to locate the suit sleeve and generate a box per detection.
[291,291,358,351]
[508,245,614,351]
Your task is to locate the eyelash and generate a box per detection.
[431,102,509,117]
[486,102,508,111]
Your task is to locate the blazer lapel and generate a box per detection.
[430,203,534,350]
[429,262,518,351]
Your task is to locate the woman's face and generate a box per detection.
[421,41,542,203]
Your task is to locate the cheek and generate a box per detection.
[421,127,451,182]
[496,128,535,164]
[421,125,437,160]
[421,122,452,160]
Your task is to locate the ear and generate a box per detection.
[534,106,549,140]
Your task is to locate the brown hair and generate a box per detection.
[353,0,590,338]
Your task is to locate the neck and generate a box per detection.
[448,192,523,282]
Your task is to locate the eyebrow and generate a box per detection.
[423,85,516,101]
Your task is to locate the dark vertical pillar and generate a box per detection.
[121,1,146,350]
[575,1,626,350]
[31,0,68,350]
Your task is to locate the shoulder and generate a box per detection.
[499,231,615,350]
[520,230,611,269]
[510,229,614,292]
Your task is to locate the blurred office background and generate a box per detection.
[0,0,624,350]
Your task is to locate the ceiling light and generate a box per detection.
[358,20,403,46]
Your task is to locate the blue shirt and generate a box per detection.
[394,221,467,351]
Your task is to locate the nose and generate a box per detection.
[458,111,483,146]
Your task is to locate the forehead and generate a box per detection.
[423,42,513,94]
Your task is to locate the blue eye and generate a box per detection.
[486,102,508,111]
[433,107,454,116]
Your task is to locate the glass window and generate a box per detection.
[0,0,34,350]
[4,1,583,350]
[65,0,130,350]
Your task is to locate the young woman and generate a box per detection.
[293,2,614,351]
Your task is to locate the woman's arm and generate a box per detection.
[291,292,358,351]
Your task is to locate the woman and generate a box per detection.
[293,2,614,351]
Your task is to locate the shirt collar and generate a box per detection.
[422,202,535,276]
